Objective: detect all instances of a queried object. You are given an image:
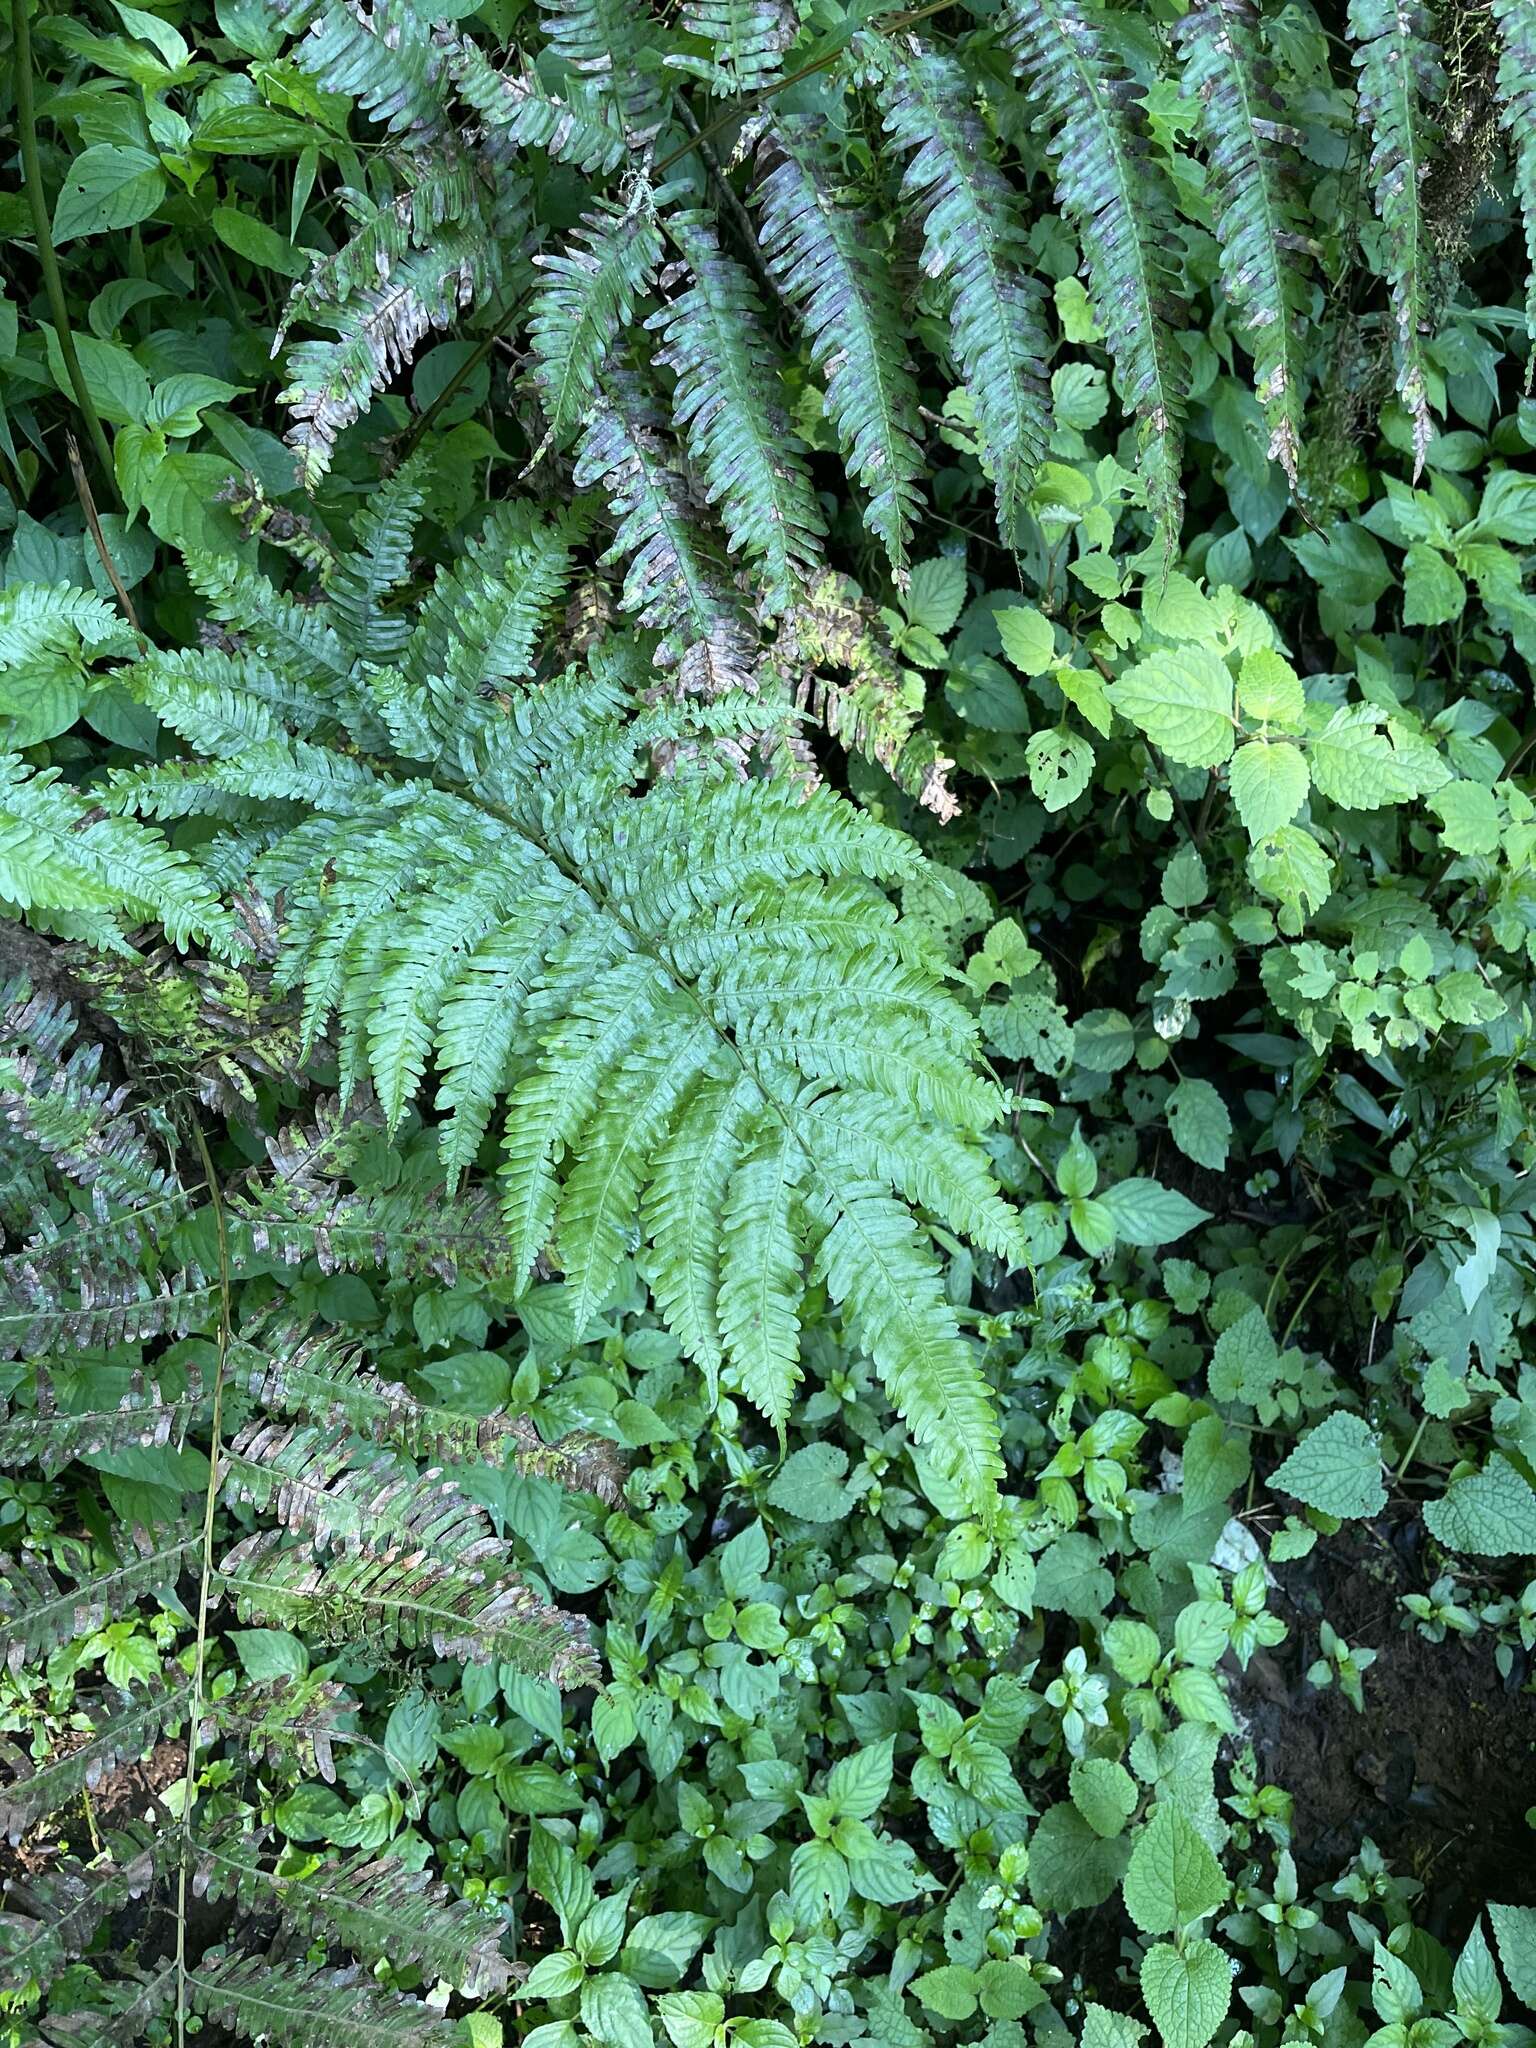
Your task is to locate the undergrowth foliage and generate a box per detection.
[5,0,1536,2045]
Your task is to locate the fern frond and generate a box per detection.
[538,0,667,140]
[1177,0,1313,484]
[280,231,500,489]
[0,1825,161,1990]
[186,1948,456,2048]
[0,581,136,671]
[813,1181,1003,1510]
[0,1681,197,1842]
[529,194,663,449]
[715,1125,805,1428]
[1491,0,1536,354]
[216,1529,599,1681]
[865,35,1052,545]
[280,0,454,138]
[772,571,959,821]
[1347,0,1446,475]
[242,1323,624,1496]
[220,1420,490,1553]
[275,169,486,352]
[649,210,825,617]
[326,453,432,662]
[448,33,626,175]
[31,1961,176,2047]
[194,1826,514,1996]
[756,121,927,583]
[182,554,355,692]
[1,1044,183,1217]
[669,0,797,92]
[0,1355,200,1463]
[1002,0,1188,545]
[0,1529,197,1672]
[0,753,237,957]
[219,1673,356,1784]
[393,502,580,747]
[574,373,761,696]
[0,1267,217,1361]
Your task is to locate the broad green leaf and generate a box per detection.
[1109,647,1236,768]
[1488,1903,1536,2006]
[1121,1802,1227,1935]
[1098,1179,1209,1248]
[1140,1940,1233,2048]
[1271,1412,1386,1518]
[1167,1078,1232,1171]
[1402,542,1465,624]
[1423,1455,1536,1557]
[52,144,166,241]
[995,604,1055,676]
[1069,1758,1137,1839]
[1229,740,1309,838]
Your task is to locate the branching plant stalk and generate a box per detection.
[174,1120,233,2048]
[12,0,119,495]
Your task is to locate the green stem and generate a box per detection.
[174,1121,232,2048]
[11,0,119,495]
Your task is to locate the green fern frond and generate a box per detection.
[529,194,663,449]
[186,1948,456,2048]
[325,453,432,662]
[183,553,356,693]
[1002,0,1189,546]
[0,754,237,957]
[0,1530,198,1671]
[0,581,136,679]
[0,1825,162,1990]
[1177,0,1313,485]
[277,0,454,138]
[813,1180,1003,1510]
[1491,0,1536,354]
[756,121,927,583]
[715,1125,806,1428]
[393,502,580,744]
[538,0,667,140]
[194,1826,514,1996]
[574,373,761,696]
[0,1681,196,1842]
[669,0,797,92]
[1347,0,1446,475]
[649,210,825,617]
[447,32,627,175]
[216,1529,599,1680]
[864,35,1052,546]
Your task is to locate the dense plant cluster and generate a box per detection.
[3,0,1536,2044]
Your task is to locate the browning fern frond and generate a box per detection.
[755,121,928,584]
[1176,0,1314,486]
[863,34,1052,547]
[1347,0,1447,475]
[1002,0,1189,547]
[194,1824,515,1996]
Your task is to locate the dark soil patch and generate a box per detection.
[1235,1516,1536,1939]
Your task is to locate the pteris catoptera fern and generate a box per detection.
[1,475,1017,1513]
